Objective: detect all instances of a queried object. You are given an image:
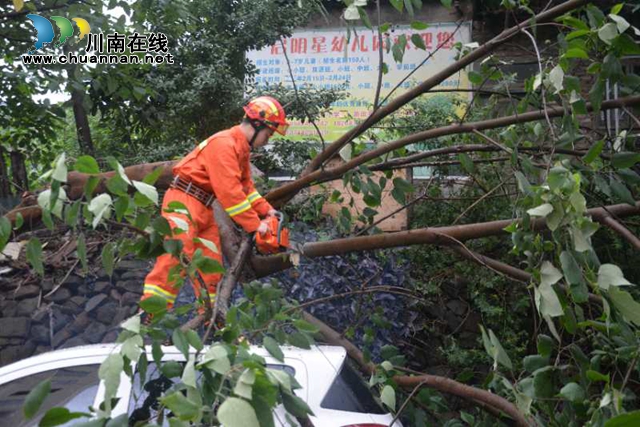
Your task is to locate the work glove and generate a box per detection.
[257,220,270,236]
[267,209,278,217]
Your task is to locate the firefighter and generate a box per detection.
[140,96,289,314]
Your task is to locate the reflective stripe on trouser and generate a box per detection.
[142,188,223,307]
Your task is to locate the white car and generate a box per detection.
[0,344,400,427]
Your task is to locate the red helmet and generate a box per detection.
[243,96,290,136]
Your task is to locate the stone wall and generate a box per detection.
[0,258,151,366]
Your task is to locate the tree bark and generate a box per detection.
[0,146,12,197]
[9,150,28,193]
[71,88,95,156]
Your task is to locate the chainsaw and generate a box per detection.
[255,211,292,255]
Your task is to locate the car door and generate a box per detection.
[0,351,107,427]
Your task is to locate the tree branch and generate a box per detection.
[267,96,639,206]
[600,214,640,250]
[296,0,588,178]
[302,312,531,426]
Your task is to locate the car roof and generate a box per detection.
[0,343,348,383]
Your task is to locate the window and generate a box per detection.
[320,361,386,414]
[0,365,100,427]
[128,363,296,425]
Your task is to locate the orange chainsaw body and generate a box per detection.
[255,215,290,254]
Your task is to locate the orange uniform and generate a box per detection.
[142,125,273,307]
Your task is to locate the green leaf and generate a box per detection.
[468,70,483,85]
[549,65,564,93]
[605,410,640,426]
[98,353,124,409]
[133,180,159,205]
[88,194,113,229]
[559,251,582,285]
[263,336,284,362]
[411,33,426,50]
[13,212,23,230]
[84,176,100,199]
[106,176,128,197]
[172,329,190,358]
[514,172,532,195]
[217,397,260,427]
[161,361,183,378]
[101,242,116,277]
[589,79,605,114]
[527,203,553,218]
[583,140,605,164]
[181,359,197,389]
[293,319,319,333]
[587,369,610,383]
[560,251,589,303]
[107,157,132,185]
[121,315,140,334]
[234,379,253,400]
[105,414,128,427]
[185,329,203,351]
[612,152,640,169]
[458,153,475,174]
[287,331,311,349]
[142,167,164,185]
[393,177,414,193]
[523,355,549,373]
[389,0,403,13]
[52,153,68,183]
[140,295,169,314]
[536,262,564,318]
[74,156,100,174]
[23,379,50,419]
[610,14,630,33]
[561,16,589,31]
[0,216,12,252]
[40,407,87,427]
[559,382,586,403]
[121,335,142,363]
[598,22,618,45]
[610,179,636,206]
[410,21,429,30]
[381,385,396,411]
[440,0,452,7]
[489,329,513,370]
[26,238,44,276]
[618,169,640,186]
[610,3,623,15]
[282,390,314,418]
[566,29,590,41]
[537,335,554,358]
[609,286,640,326]
[161,391,201,421]
[564,48,589,59]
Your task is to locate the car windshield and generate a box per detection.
[0,365,100,427]
[320,361,386,414]
[128,362,296,425]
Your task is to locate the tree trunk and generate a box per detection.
[71,88,95,156]
[0,146,12,197]
[9,150,28,193]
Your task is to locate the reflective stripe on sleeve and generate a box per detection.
[225,199,252,217]
[247,191,262,204]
